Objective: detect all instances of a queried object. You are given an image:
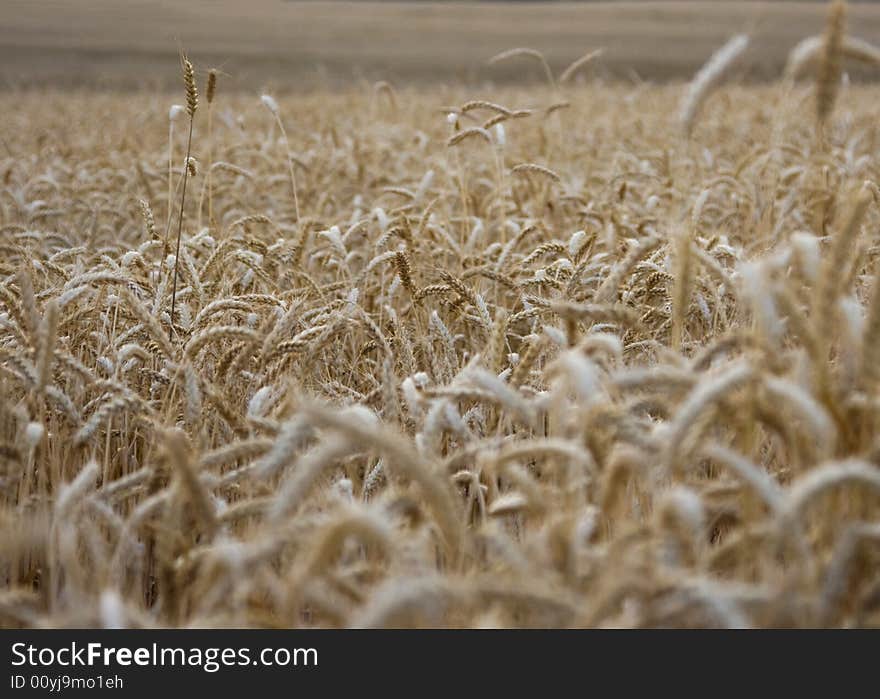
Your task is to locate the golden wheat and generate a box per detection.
[3,46,880,629]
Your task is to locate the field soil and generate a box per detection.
[4,1,880,89]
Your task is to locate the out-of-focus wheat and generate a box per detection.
[2,46,880,629]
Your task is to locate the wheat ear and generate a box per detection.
[206,69,217,227]
[679,34,749,137]
[559,49,604,84]
[816,0,846,127]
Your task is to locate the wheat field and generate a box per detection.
[3,4,880,629]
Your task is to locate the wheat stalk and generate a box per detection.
[679,34,750,136]
[169,55,198,339]
[816,0,846,127]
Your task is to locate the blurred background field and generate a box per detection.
[4,0,880,90]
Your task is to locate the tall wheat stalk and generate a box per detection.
[205,69,217,228]
[169,56,198,337]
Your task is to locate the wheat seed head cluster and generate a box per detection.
[3,2,880,628]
